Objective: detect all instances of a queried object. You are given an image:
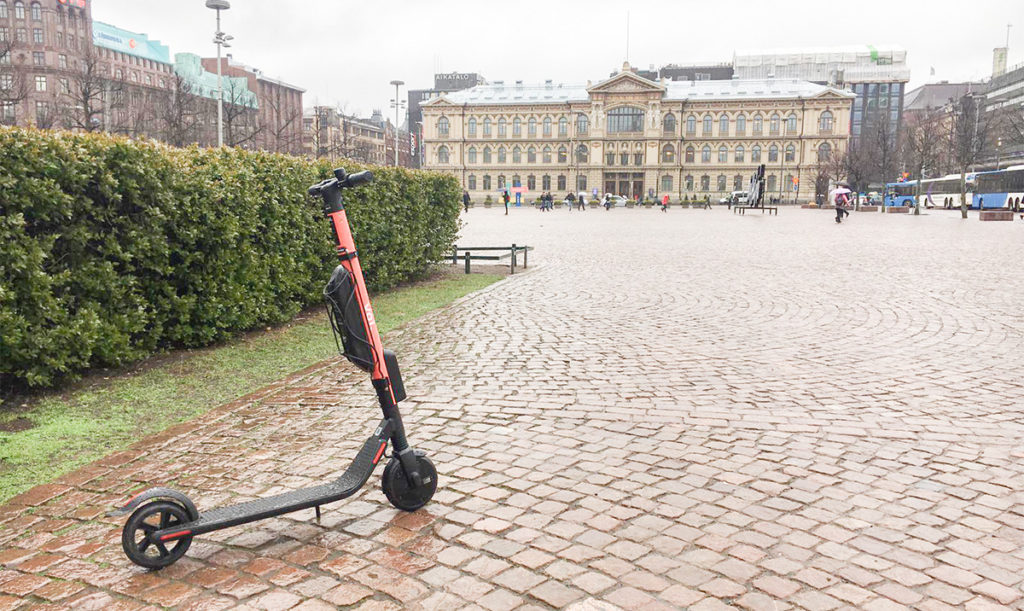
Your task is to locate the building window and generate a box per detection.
[718,145,728,163]
[498,175,506,189]
[512,174,521,188]
[32,51,43,65]
[513,117,521,137]
[717,175,727,192]
[437,116,449,137]
[769,114,780,135]
[767,175,776,192]
[34,74,45,91]
[528,117,536,137]
[16,28,26,42]
[55,31,61,46]
[700,175,710,191]
[685,146,694,163]
[734,175,744,191]
[663,113,676,134]
[483,175,491,190]
[468,147,477,163]
[58,53,66,68]
[557,175,566,190]
[819,111,833,133]
[786,174,794,191]
[1,101,15,122]
[557,146,567,163]
[542,146,551,163]
[768,144,779,162]
[719,115,729,136]
[483,146,491,163]
[483,117,491,137]
[577,175,587,191]
[785,144,795,162]
[620,152,629,165]
[558,116,567,136]
[736,114,746,135]
[0,27,7,41]
[468,175,476,190]
[0,2,7,19]
[512,146,521,163]
[701,145,711,163]
[528,147,536,163]
[0,50,8,65]
[542,174,551,190]
[0,74,11,90]
[145,74,152,85]
[685,175,693,190]
[32,27,42,43]
[35,100,47,124]
[576,144,588,163]
[606,106,644,133]
[702,115,712,135]
[497,118,506,137]
[686,115,696,135]
[786,114,797,134]
[576,114,588,134]
[14,1,23,19]
[29,1,39,20]
[634,152,643,166]
[606,151,615,166]
[753,115,763,135]
[498,146,506,163]
[661,144,675,163]
[468,118,477,137]
[543,116,552,137]
[661,175,673,192]
[437,145,449,164]
[751,145,761,162]
[735,146,744,162]
[817,142,832,161]
[527,175,536,190]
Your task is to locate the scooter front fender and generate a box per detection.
[106,487,199,520]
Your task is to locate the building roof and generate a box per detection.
[903,82,987,112]
[224,57,305,93]
[92,21,171,64]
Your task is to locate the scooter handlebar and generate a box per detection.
[308,169,374,198]
[344,170,373,188]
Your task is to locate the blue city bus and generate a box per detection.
[972,166,1024,210]
[883,181,917,207]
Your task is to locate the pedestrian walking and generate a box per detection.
[831,183,851,223]
[503,190,510,215]
[463,190,470,213]
[661,194,669,212]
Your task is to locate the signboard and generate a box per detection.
[58,0,87,7]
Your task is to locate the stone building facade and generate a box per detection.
[421,65,853,203]
[302,106,386,165]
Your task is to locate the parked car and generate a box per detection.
[606,195,629,207]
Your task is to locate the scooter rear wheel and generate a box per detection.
[382,453,437,512]
[122,501,193,569]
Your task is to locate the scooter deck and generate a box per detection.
[165,435,385,537]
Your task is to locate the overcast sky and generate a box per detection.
[92,0,1021,118]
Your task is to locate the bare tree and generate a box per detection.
[0,37,31,126]
[222,78,262,148]
[843,142,873,197]
[951,93,993,218]
[261,85,303,154]
[901,107,948,213]
[62,48,116,132]
[153,74,204,147]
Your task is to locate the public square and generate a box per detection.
[0,207,1022,610]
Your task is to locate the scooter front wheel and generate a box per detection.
[382,453,437,512]
[122,501,193,569]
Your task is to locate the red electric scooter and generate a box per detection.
[109,168,437,569]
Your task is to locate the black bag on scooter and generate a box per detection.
[324,264,375,372]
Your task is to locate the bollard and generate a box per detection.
[452,245,458,265]
[511,243,517,274]
[465,252,471,274]
[523,246,528,269]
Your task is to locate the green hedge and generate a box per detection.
[0,128,461,389]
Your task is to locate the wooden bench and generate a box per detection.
[733,205,778,216]
[980,210,1015,221]
[450,244,534,274]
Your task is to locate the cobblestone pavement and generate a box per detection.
[2,207,1023,611]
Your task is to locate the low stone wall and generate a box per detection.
[980,210,1015,221]
[887,206,911,214]
[859,205,880,212]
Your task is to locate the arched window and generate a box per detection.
[557,175,566,190]
[483,117,492,137]
[702,115,712,134]
[718,145,728,163]
[558,116,568,136]
[734,175,744,191]
[512,174,521,188]
[752,145,762,162]
[528,117,537,137]
[736,114,746,135]
[29,1,39,20]
[576,144,588,163]
[753,115,763,135]
[513,117,522,136]
[527,147,536,163]
[785,174,794,191]
[527,175,536,190]
[437,145,449,164]
[717,175,727,192]
[0,2,8,19]
[719,115,729,136]
[817,142,832,161]
[14,1,24,19]
[661,175,673,191]
[700,175,710,191]
[543,116,552,137]
[735,146,745,162]
[606,106,645,133]
[468,147,477,163]
[483,175,491,190]
[686,115,696,135]
[767,175,776,192]
[498,175,506,189]
[819,111,834,133]
[701,145,711,163]
[663,113,676,134]
[438,116,449,137]
[498,146,507,163]
[498,118,507,137]
[467,117,477,137]
[662,144,675,163]
[577,175,587,191]
[786,114,797,134]
[769,113,780,135]
[576,114,589,134]
[685,175,694,191]
[468,175,476,190]
[542,146,552,163]
[483,146,492,163]
[785,144,795,162]
[542,175,551,190]
[768,144,779,162]
[557,146,567,163]
[512,146,521,163]
[685,146,695,163]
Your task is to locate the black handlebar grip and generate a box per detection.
[345,170,373,188]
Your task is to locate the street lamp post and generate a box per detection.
[206,0,232,148]
[389,80,405,167]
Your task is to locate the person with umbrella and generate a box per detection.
[830,183,852,223]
